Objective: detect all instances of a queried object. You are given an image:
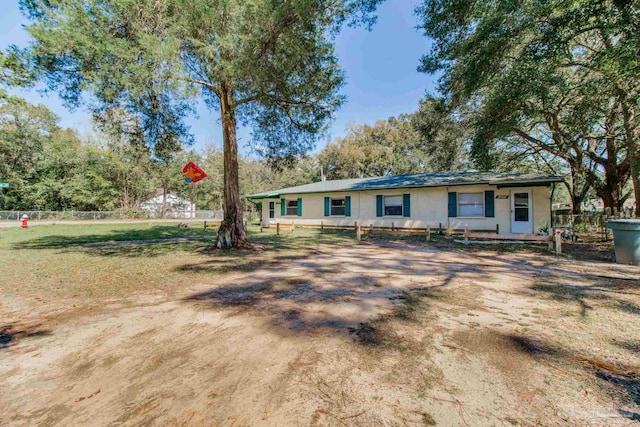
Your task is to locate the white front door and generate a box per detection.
[511,190,533,234]
[268,201,276,224]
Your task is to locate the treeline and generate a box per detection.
[0,90,610,213]
[0,94,316,212]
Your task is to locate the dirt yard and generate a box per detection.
[1,226,639,426]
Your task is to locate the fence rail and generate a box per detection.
[0,210,224,221]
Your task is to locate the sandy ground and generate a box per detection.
[1,242,639,426]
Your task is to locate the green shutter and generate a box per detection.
[324,197,330,216]
[345,196,351,217]
[280,199,285,216]
[376,195,383,217]
[403,194,411,218]
[297,198,302,216]
[484,191,495,217]
[448,192,457,217]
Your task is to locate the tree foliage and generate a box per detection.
[0,95,318,213]
[318,115,428,179]
[411,95,469,171]
[417,0,640,213]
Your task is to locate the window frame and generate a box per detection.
[457,192,485,218]
[285,199,298,216]
[383,194,403,217]
[329,197,346,217]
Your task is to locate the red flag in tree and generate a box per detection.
[183,162,207,183]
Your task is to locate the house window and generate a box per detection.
[458,193,484,217]
[285,199,298,216]
[269,201,275,219]
[330,198,346,216]
[384,195,403,216]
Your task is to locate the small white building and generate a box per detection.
[248,171,563,234]
[140,193,195,218]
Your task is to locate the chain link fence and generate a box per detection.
[553,208,637,229]
[0,210,224,221]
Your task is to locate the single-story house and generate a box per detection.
[247,171,563,234]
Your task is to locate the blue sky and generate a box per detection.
[0,0,437,155]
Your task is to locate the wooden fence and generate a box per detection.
[263,221,564,254]
[262,221,499,237]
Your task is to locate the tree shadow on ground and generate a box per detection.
[0,322,51,350]
[180,242,517,349]
[10,226,356,259]
[453,329,640,422]
[11,226,213,258]
[176,239,640,420]
[530,281,640,318]
[515,334,640,421]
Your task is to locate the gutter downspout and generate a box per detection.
[446,186,450,229]
[550,182,556,231]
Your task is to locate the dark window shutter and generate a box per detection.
[324,197,330,216]
[448,192,457,217]
[376,195,383,217]
[403,194,411,218]
[345,196,351,217]
[484,191,495,217]
[297,198,302,216]
[280,199,285,216]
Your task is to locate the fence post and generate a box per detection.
[369,224,373,237]
[496,224,499,235]
[438,222,442,235]
[555,229,562,255]
[426,225,431,242]
[276,223,280,235]
[548,230,553,250]
[321,220,323,231]
[392,221,395,231]
[464,224,469,243]
[356,224,361,242]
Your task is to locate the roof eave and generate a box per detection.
[246,176,563,198]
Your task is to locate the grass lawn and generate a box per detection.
[0,222,355,302]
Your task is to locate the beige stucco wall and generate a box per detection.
[260,184,552,234]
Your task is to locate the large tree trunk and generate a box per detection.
[631,149,640,217]
[216,84,248,248]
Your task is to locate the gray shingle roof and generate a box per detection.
[246,171,563,199]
